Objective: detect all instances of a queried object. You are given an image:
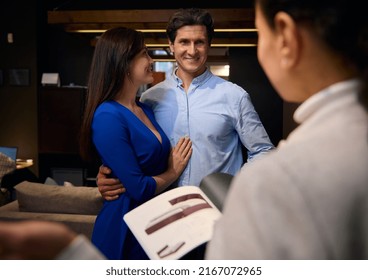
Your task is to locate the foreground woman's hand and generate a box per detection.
[0,220,76,259]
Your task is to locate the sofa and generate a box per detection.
[0,181,103,239]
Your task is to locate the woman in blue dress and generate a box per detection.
[79,27,192,260]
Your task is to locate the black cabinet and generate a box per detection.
[38,87,98,185]
[38,87,85,154]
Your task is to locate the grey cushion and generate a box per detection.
[15,181,103,215]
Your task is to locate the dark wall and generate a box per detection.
[41,1,254,10]
[41,26,95,86]
[0,1,39,175]
[229,48,283,146]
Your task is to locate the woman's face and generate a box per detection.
[130,47,154,86]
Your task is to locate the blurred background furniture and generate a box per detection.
[0,147,39,205]
[0,147,17,206]
[0,181,102,239]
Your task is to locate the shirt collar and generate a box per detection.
[171,67,212,87]
[294,78,362,124]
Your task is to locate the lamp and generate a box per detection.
[41,73,60,87]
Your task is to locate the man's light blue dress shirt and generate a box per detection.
[141,68,274,187]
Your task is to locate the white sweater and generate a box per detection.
[206,79,368,259]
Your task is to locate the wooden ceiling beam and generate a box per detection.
[61,21,256,32]
[49,9,257,47]
[89,37,257,46]
[48,8,255,28]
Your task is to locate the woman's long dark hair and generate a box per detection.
[79,27,145,163]
[256,0,368,111]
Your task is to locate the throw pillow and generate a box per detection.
[15,181,103,215]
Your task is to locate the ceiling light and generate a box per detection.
[70,28,257,33]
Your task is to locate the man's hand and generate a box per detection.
[0,220,76,259]
[97,165,125,201]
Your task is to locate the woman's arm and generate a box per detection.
[93,109,191,202]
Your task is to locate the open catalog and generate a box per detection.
[124,186,222,260]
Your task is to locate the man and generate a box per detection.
[97,8,274,198]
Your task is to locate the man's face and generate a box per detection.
[169,25,209,78]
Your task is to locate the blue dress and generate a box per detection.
[91,100,171,259]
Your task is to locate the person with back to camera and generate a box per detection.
[79,27,192,260]
[205,0,368,259]
[96,7,275,200]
